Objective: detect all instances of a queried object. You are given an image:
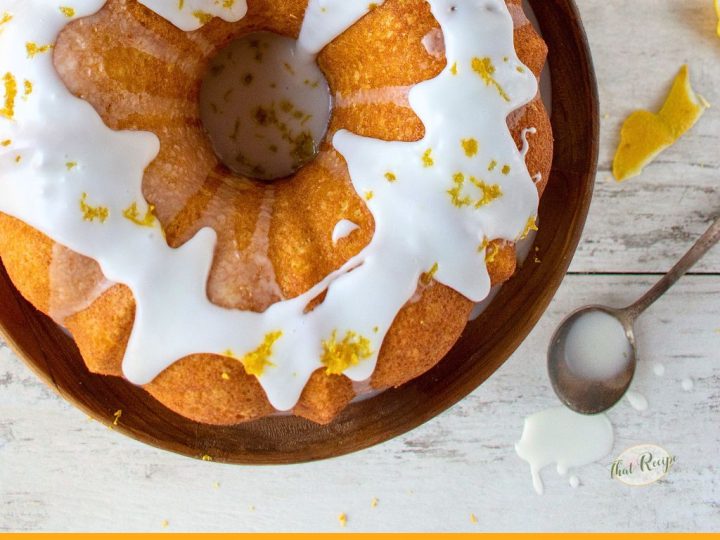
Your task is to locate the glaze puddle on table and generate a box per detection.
[515,407,614,495]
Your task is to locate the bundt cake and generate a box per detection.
[0,0,553,425]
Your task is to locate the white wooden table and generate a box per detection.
[1,0,719,532]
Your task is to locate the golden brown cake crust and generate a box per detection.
[0,0,553,425]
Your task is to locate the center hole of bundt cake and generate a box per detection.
[199,32,332,181]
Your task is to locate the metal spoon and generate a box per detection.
[548,215,720,415]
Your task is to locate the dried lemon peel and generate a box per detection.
[613,65,709,182]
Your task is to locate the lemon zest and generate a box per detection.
[26,42,54,58]
[0,72,17,119]
[80,193,109,223]
[123,202,156,227]
[321,330,372,375]
[226,331,282,377]
[461,138,479,157]
[472,57,510,102]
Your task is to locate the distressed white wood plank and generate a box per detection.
[570,0,720,274]
[1,275,719,532]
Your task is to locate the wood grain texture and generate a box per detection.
[572,0,720,274]
[1,0,720,532]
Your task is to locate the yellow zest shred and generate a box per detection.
[221,372,230,380]
[461,138,479,157]
[1,72,17,119]
[201,454,213,461]
[450,62,458,76]
[488,160,497,171]
[0,139,10,146]
[65,161,77,170]
[338,513,348,528]
[123,202,156,227]
[384,171,397,182]
[472,178,502,207]
[613,65,709,181]
[364,190,374,201]
[192,10,213,24]
[519,215,539,240]
[478,237,490,253]
[80,193,109,223]
[178,0,185,9]
[448,173,471,207]
[448,173,502,208]
[420,262,439,285]
[23,79,32,98]
[472,57,510,102]
[486,242,500,264]
[501,164,511,175]
[321,330,372,375]
[26,42,54,58]
[0,12,11,26]
[716,0,720,37]
[227,331,282,377]
[422,148,434,167]
[59,6,76,17]
[112,409,122,426]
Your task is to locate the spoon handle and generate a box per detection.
[624,215,720,319]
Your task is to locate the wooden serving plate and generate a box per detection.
[0,0,598,464]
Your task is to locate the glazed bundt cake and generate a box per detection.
[0,0,552,425]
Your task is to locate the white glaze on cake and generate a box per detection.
[0,0,539,410]
[331,219,360,244]
[138,0,248,32]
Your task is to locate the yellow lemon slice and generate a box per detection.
[613,65,709,182]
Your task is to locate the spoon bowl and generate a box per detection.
[549,215,720,415]
[548,305,637,415]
